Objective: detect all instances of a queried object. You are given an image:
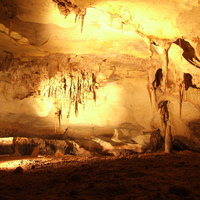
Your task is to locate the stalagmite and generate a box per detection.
[165,123,172,153]
[158,100,172,153]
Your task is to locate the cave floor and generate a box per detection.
[0,151,199,200]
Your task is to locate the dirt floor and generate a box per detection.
[0,150,199,200]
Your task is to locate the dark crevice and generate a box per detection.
[172,139,189,151]
[174,38,200,68]
[152,68,163,89]
[184,73,197,90]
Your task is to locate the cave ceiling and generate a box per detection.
[0,0,200,59]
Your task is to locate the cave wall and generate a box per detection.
[0,53,153,136]
[0,50,200,151]
[0,0,200,152]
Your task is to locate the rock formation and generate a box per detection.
[0,0,200,155]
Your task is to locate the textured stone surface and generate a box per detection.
[0,151,200,199]
[0,0,200,152]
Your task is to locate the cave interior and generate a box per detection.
[1,0,200,198]
[0,0,200,155]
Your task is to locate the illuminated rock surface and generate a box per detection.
[0,0,200,153]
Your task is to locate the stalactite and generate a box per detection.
[80,71,85,109]
[74,7,87,32]
[48,81,51,98]
[74,6,81,23]
[92,73,97,102]
[148,39,171,93]
[178,79,184,119]
[38,69,99,122]
[80,8,86,33]
[62,76,67,97]
[75,97,78,117]
[57,2,70,17]
[147,39,155,107]
[147,75,153,105]
[72,76,76,103]
[163,43,171,92]
[53,0,87,33]
[69,73,74,103]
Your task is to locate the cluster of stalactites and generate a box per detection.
[52,0,86,32]
[148,38,200,118]
[39,70,98,120]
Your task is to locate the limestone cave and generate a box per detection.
[0,0,200,199]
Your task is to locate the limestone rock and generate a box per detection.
[0,0,200,153]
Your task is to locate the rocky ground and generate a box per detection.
[0,150,199,200]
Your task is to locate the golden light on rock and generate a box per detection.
[0,0,200,158]
[2,2,200,199]
[0,137,13,145]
